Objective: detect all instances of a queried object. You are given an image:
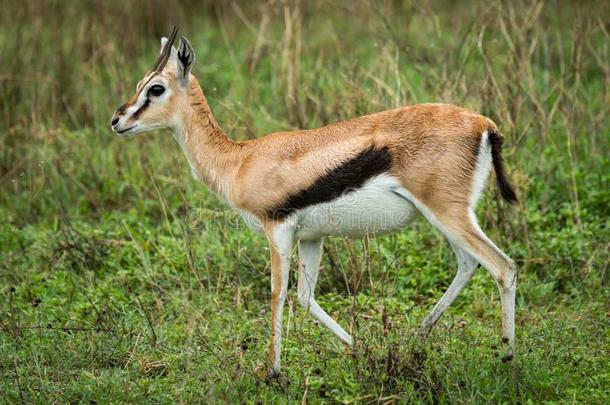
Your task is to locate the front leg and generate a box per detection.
[298,238,353,345]
[264,219,294,381]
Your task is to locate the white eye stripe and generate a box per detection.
[142,78,166,90]
[135,71,159,92]
[124,81,168,118]
[125,87,151,115]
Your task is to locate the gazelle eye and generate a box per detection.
[148,85,165,97]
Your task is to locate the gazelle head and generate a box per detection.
[111,27,195,137]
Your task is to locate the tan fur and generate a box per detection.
[119,66,498,218]
[113,51,516,377]
[169,82,497,216]
[268,240,281,370]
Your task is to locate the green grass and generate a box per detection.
[1,0,609,403]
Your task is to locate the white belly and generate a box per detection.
[295,174,418,240]
[239,174,418,239]
[239,209,265,234]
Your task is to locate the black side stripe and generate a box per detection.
[270,145,393,219]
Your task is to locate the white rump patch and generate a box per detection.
[470,130,493,209]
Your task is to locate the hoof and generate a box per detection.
[501,352,514,363]
[264,369,280,384]
[416,326,430,340]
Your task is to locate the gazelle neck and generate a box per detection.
[170,79,243,203]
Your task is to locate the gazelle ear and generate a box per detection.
[159,37,178,60]
[177,36,195,82]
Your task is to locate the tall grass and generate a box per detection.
[2,0,607,220]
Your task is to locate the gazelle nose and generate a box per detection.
[111,116,119,126]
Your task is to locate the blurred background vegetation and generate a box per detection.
[0,0,608,403]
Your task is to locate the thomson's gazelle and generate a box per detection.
[111,28,519,380]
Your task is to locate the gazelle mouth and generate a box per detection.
[116,125,137,134]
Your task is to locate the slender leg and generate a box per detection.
[406,200,517,356]
[265,222,294,380]
[462,218,518,355]
[448,219,517,358]
[297,238,353,345]
[417,244,479,337]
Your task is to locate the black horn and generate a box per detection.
[152,26,179,72]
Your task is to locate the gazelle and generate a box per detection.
[111,27,519,380]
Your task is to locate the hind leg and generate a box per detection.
[458,214,517,350]
[399,192,518,355]
[443,212,518,355]
[417,243,479,338]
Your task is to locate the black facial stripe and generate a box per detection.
[132,98,150,119]
[116,103,128,114]
[269,145,393,219]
